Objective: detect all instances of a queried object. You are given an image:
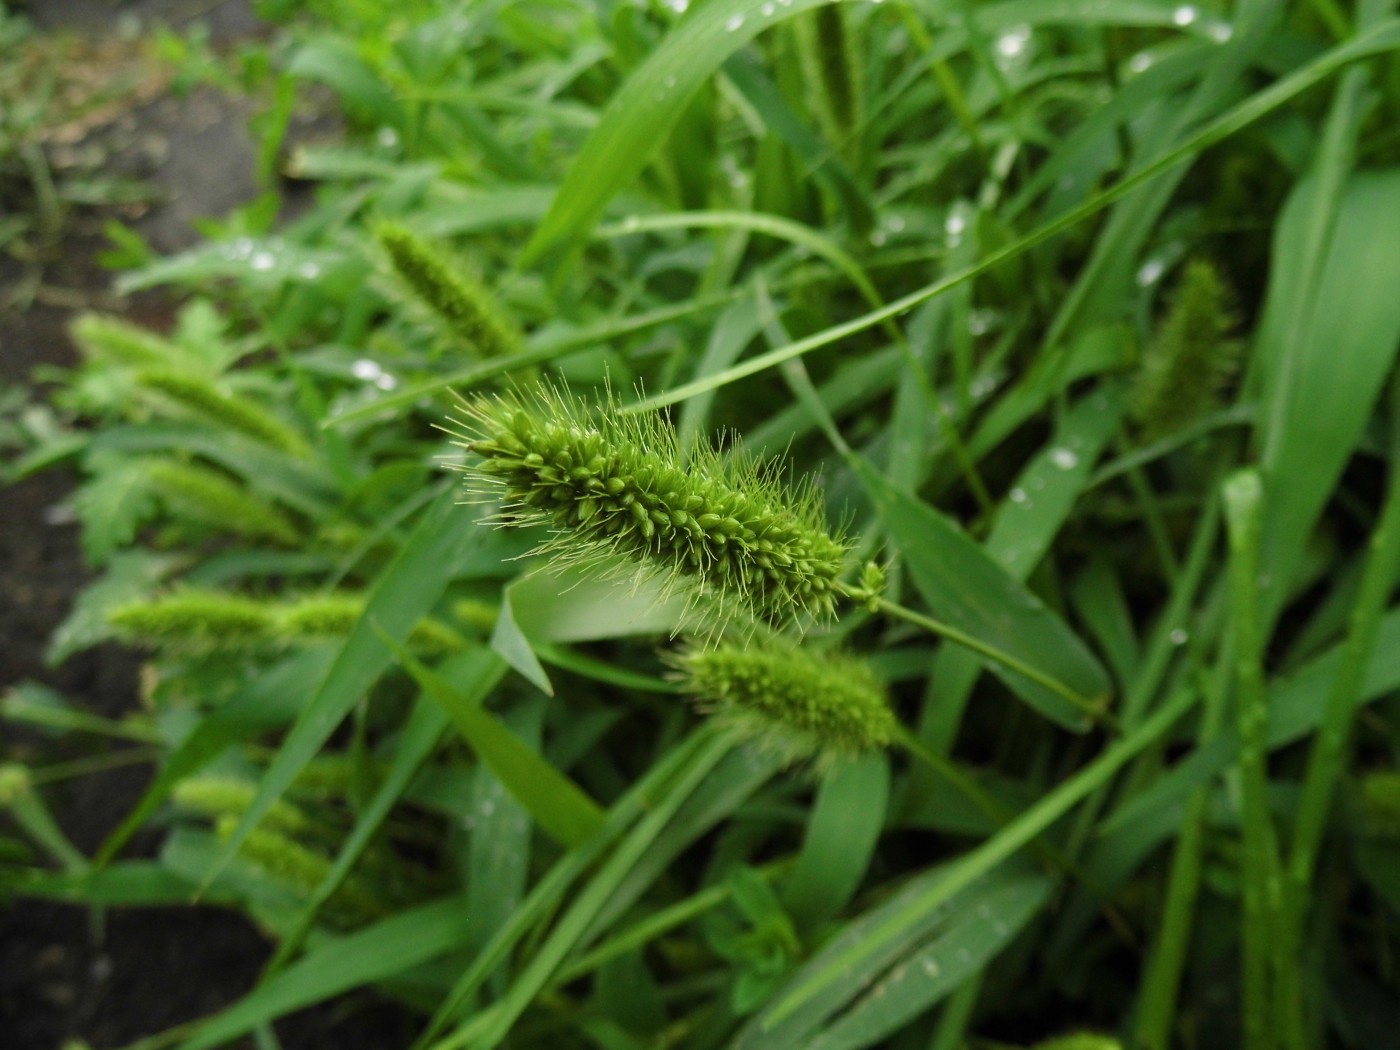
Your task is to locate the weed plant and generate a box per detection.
[5,1,1400,1048]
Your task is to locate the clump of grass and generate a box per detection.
[449,387,850,631]
[672,642,895,764]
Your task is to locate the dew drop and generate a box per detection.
[761,2,775,14]
[994,24,1031,66]
[352,358,384,382]
[376,126,401,148]
[724,13,745,31]
[1206,20,1233,41]
[298,262,322,279]
[250,251,276,271]
[1137,257,1167,286]
[1129,51,1154,73]
[1009,487,1029,505]
[1169,628,1189,646]
[664,0,689,11]
[375,372,399,391]
[1049,447,1079,470]
[1172,4,1199,26]
[969,374,998,398]
[921,958,941,978]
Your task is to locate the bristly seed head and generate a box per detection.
[446,387,850,631]
[672,642,895,764]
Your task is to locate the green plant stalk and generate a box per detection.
[1279,388,1400,1038]
[1222,469,1283,1050]
[8,785,89,873]
[1133,648,1230,1049]
[897,726,1106,893]
[2,696,163,743]
[767,687,1198,1026]
[928,969,984,1050]
[1129,497,1226,1050]
[856,590,1111,726]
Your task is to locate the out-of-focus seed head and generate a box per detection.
[672,642,895,766]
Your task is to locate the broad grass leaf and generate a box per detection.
[285,37,403,126]
[1255,170,1400,601]
[72,453,157,565]
[783,752,890,931]
[851,458,1111,730]
[734,862,1051,1048]
[388,640,604,848]
[491,587,554,695]
[805,875,1053,1050]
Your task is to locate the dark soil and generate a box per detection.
[1,4,412,1047]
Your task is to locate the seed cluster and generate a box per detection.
[451,390,849,630]
[674,643,895,763]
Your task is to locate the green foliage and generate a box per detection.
[6,1,1400,1048]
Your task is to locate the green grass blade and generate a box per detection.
[852,457,1111,730]
[388,640,603,848]
[1222,468,1283,1050]
[176,897,473,1050]
[523,0,841,263]
[807,875,1054,1050]
[1255,170,1400,605]
[765,687,1197,1027]
[783,753,890,932]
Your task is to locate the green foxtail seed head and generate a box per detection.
[146,460,300,545]
[448,388,850,631]
[375,222,523,359]
[1128,259,1240,443]
[173,776,310,835]
[135,368,310,456]
[70,314,182,369]
[107,589,465,655]
[0,763,32,807]
[672,643,895,765]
